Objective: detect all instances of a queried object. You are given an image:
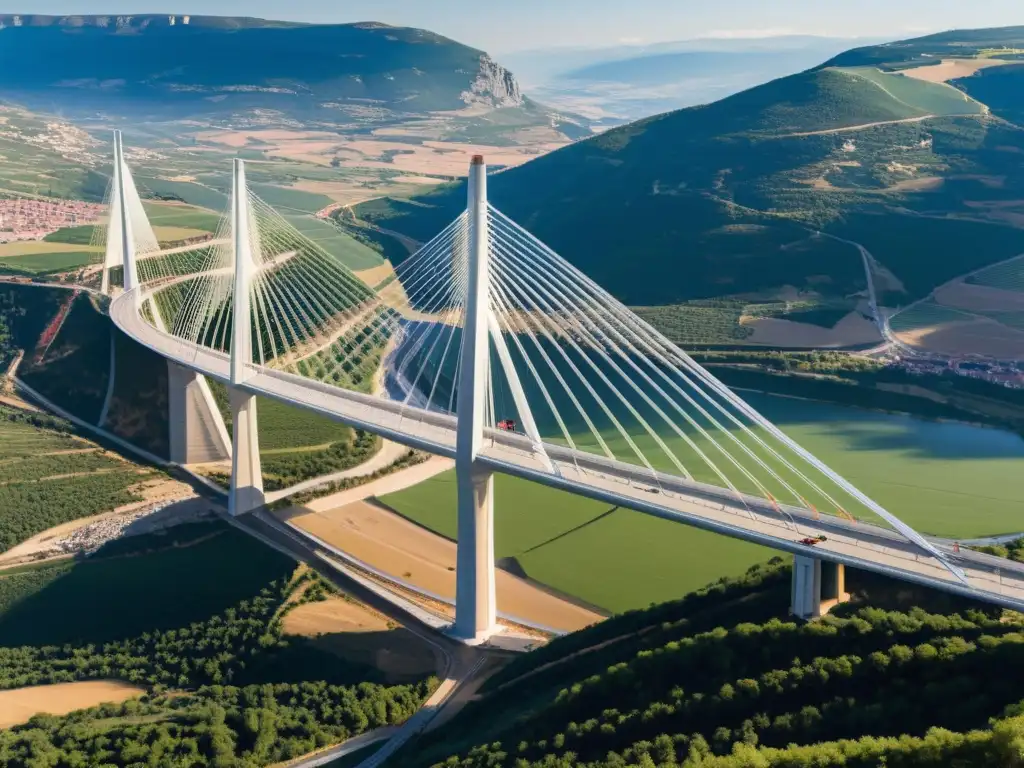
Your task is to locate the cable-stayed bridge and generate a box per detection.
[96,132,1024,643]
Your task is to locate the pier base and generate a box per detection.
[228,388,264,517]
[792,555,849,620]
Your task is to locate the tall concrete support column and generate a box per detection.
[167,362,232,464]
[228,387,263,516]
[453,155,498,643]
[227,158,263,516]
[792,555,849,620]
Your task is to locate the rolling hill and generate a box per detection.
[392,560,1024,768]
[0,14,575,131]
[358,26,1024,323]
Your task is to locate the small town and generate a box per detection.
[892,351,1024,389]
[0,197,105,243]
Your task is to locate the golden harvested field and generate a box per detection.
[354,262,397,290]
[0,680,145,728]
[0,241,98,256]
[893,318,1024,358]
[288,500,602,633]
[283,595,441,682]
[900,58,1009,83]
[192,128,566,177]
[933,281,1024,312]
[740,311,881,348]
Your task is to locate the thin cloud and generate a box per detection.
[700,27,801,39]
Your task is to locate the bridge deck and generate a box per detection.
[111,288,1024,614]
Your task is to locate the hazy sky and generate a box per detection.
[10,1,1024,53]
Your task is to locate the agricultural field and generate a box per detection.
[832,66,987,116]
[0,249,97,275]
[249,182,333,214]
[383,391,1024,612]
[206,382,381,489]
[135,176,229,211]
[0,407,162,553]
[142,200,222,234]
[0,241,100,276]
[282,213,384,271]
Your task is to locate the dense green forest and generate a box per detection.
[398,560,1024,768]
[0,522,437,766]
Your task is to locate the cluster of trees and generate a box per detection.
[0,541,437,767]
[438,714,1024,768]
[0,469,152,553]
[974,536,1024,563]
[0,678,435,767]
[633,301,753,345]
[691,350,881,375]
[0,404,75,436]
[411,559,1024,768]
[260,430,381,491]
[277,449,427,507]
[0,565,356,690]
[0,450,123,484]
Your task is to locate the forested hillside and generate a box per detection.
[0,522,437,765]
[397,559,1024,767]
[358,26,1024,318]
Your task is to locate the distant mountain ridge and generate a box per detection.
[358,26,1024,318]
[0,14,528,119]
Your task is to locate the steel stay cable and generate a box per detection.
[488,241,655,474]
[490,207,963,578]
[490,216,795,515]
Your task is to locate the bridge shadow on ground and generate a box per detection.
[0,521,292,647]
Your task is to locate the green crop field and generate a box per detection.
[142,201,222,233]
[0,250,98,274]
[832,67,987,116]
[0,408,160,553]
[382,471,769,613]
[384,392,1024,612]
[42,225,95,245]
[249,182,333,214]
[282,213,384,271]
[136,176,229,211]
[889,299,977,332]
[967,253,1024,292]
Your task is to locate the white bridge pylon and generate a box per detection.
[100,130,160,297]
[107,140,1024,642]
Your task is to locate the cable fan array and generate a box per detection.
[477,205,950,565]
[137,176,952,571]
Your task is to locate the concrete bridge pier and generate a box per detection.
[167,362,232,465]
[791,555,850,620]
[451,155,499,644]
[454,463,497,642]
[228,387,264,517]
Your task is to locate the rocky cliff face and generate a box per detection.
[463,55,525,108]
